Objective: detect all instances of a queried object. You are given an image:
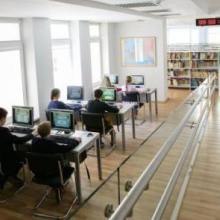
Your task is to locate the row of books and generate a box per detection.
[168,52,218,60]
[191,60,218,68]
[168,69,190,77]
[168,61,190,68]
[168,61,218,69]
[191,52,218,60]
[169,79,190,87]
[191,70,217,78]
[168,52,190,60]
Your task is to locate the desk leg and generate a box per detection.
[131,107,136,139]
[155,90,158,115]
[148,94,152,121]
[96,138,102,180]
[121,114,126,151]
[74,153,82,204]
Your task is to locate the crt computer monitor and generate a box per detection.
[109,75,119,85]
[67,86,83,100]
[49,109,75,132]
[101,87,117,102]
[12,106,34,127]
[131,75,145,86]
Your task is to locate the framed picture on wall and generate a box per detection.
[121,37,156,66]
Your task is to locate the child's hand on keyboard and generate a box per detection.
[32,129,38,136]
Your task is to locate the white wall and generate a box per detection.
[111,19,168,101]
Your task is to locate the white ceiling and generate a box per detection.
[0,0,157,22]
[88,0,220,17]
[0,0,219,22]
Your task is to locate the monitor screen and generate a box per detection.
[12,106,34,127]
[67,86,83,100]
[101,88,117,102]
[109,75,119,84]
[49,110,74,132]
[131,75,145,85]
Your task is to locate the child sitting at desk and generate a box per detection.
[48,88,73,110]
[47,88,81,122]
[125,75,137,92]
[0,107,35,189]
[87,89,119,146]
[31,121,80,154]
[101,75,115,88]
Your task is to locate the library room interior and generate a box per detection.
[0,0,220,219]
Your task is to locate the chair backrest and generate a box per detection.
[122,91,140,103]
[81,111,105,133]
[26,152,63,178]
[45,110,50,121]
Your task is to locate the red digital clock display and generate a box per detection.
[196,18,220,26]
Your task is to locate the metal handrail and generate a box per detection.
[109,76,216,220]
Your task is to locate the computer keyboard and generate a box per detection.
[108,102,116,106]
[49,134,79,145]
[9,126,34,134]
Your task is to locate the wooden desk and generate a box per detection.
[106,102,136,151]
[66,101,136,151]
[68,130,101,204]
[118,88,158,121]
[14,130,102,205]
[136,88,158,121]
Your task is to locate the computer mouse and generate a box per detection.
[117,104,123,109]
[87,132,93,137]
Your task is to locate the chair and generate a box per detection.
[0,153,26,203]
[26,152,77,219]
[73,151,91,182]
[45,110,50,121]
[81,111,116,148]
[122,91,146,124]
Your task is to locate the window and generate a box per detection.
[207,27,220,44]
[167,26,202,45]
[0,22,25,115]
[89,24,102,84]
[90,42,102,84]
[0,23,20,41]
[52,43,73,100]
[89,24,100,38]
[51,22,81,100]
[190,28,200,44]
[51,23,69,40]
[167,27,190,45]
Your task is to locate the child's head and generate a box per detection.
[126,76,132,84]
[37,121,51,138]
[50,88,61,100]
[0,107,8,126]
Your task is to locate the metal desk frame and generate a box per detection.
[146,88,158,121]
[68,131,102,204]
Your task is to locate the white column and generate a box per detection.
[101,23,116,76]
[22,18,54,120]
[71,21,93,100]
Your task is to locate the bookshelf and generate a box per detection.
[168,51,219,89]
